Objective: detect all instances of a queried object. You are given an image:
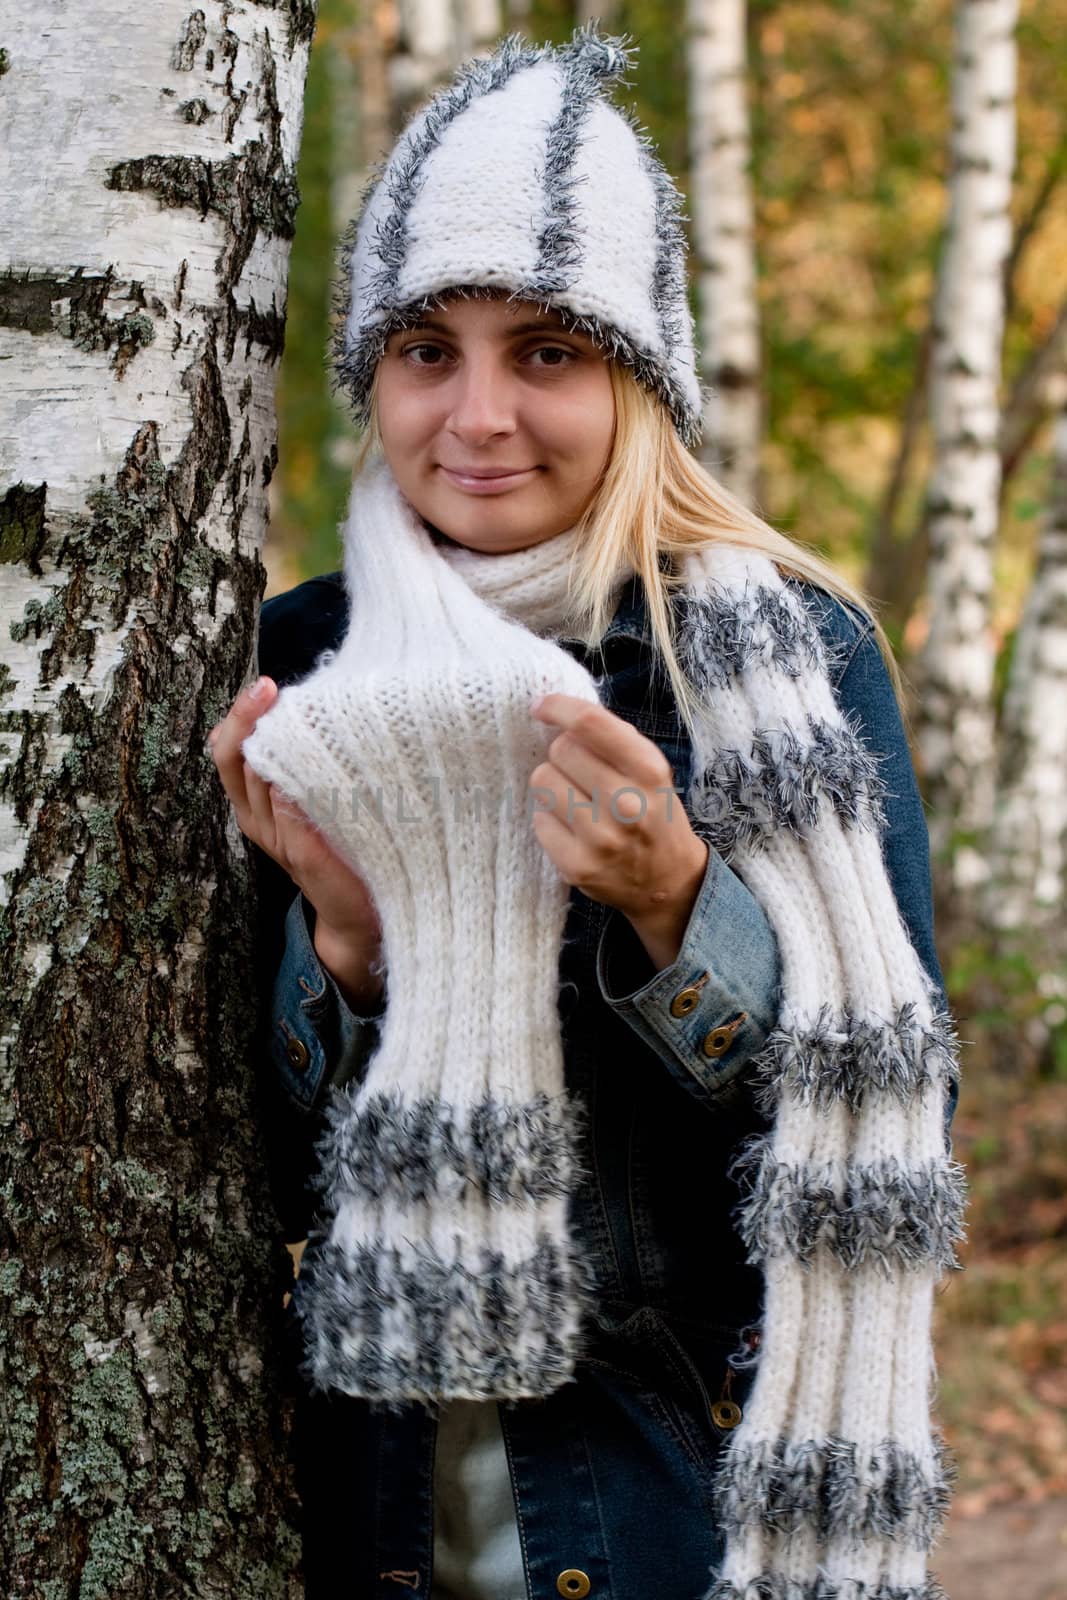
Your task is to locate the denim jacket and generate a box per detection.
[251,567,955,1600]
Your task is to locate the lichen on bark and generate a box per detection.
[1,415,302,1594]
[2,3,317,1586]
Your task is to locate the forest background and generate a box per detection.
[267,0,1067,1555]
[2,0,1065,1592]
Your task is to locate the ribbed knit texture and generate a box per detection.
[674,541,964,1600]
[244,462,630,1405]
[243,462,964,1598]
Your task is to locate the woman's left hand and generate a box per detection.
[529,692,709,971]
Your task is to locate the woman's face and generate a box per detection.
[376,294,616,554]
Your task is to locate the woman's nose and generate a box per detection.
[445,355,518,442]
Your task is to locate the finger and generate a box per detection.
[269,784,307,828]
[243,761,279,851]
[542,728,629,810]
[529,763,609,842]
[530,806,587,885]
[209,676,277,831]
[532,693,664,782]
[269,783,326,863]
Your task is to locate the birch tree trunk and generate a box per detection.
[686,0,762,506]
[576,0,618,24]
[986,407,1067,955]
[390,0,499,130]
[504,0,532,32]
[0,2,314,1592]
[457,0,502,60]
[391,0,456,127]
[917,0,1018,909]
[335,0,393,230]
[1000,298,1067,486]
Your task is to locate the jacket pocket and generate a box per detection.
[584,1305,754,1500]
[640,1309,758,1485]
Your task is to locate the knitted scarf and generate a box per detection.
[243,460,965,1598]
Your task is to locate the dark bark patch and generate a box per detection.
[173,344,231,523]
[0,482,47,570]
[171,10,207,72]
[227,295,286,362]
[178,97,212,124]
[0,270,156,375]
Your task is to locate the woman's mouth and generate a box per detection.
[438,466,539,494]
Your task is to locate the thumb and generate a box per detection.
[243,675,277,718]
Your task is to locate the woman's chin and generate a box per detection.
[419,499,553,555]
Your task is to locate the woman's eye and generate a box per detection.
[398,342,576,369]
[403,343,446,367]
[529,346,575,368]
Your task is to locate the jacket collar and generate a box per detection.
[559,572,654,651]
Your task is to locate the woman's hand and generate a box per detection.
[529,692,709,971]
[207,677,384,1006]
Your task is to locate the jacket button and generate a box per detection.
[556,1573,591,1598]
[285,1037,310,1073]
[711,1399,744,1429]
[669,971,709,1017]
[701,1012,747,1058]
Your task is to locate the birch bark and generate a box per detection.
[458,0,503,59]
[391,0,449,123]
[0,2,314,1591]
[917,0,1018,904]
[390,0,499,129]
[987,408,1067,953]
[576,0,619,24]
[686,0,761,505]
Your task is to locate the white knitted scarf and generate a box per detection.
[243,461,964,1599]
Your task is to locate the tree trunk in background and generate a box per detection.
[864,302,1067,648]
[864,320,933,639]
[686,0,762,507]
[458,0,503,58]
[391,0,500,128]
[986,406,1067,968]
[391,0,452,125]
[504,0,533,34]
[325,0,392,491]
[917,0,1018,915]
[332,6,389,258]
[999,298,1067,489]
[0,2,314,1592]
[576,0,618,24]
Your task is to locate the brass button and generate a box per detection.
[556,1572,591,1599]
[701,1012,747,1059]
[669,970,709,1017]
[285,1037,310,1073]
[711,1399,743,1429]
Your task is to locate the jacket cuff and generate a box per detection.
[595,846,780,1108]
[270,891,383,1112]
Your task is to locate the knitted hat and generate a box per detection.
[330,24,705,448]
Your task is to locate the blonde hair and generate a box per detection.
[354,358,906,741]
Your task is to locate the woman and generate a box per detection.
[209,26,962,1600]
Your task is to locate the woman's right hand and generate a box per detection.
[208,676,384,1006]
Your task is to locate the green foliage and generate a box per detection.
[272,0,357,582]
[946,933,1067,1082]
[273,0,1066,629]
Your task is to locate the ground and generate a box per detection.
[936,1497,1067,1600]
